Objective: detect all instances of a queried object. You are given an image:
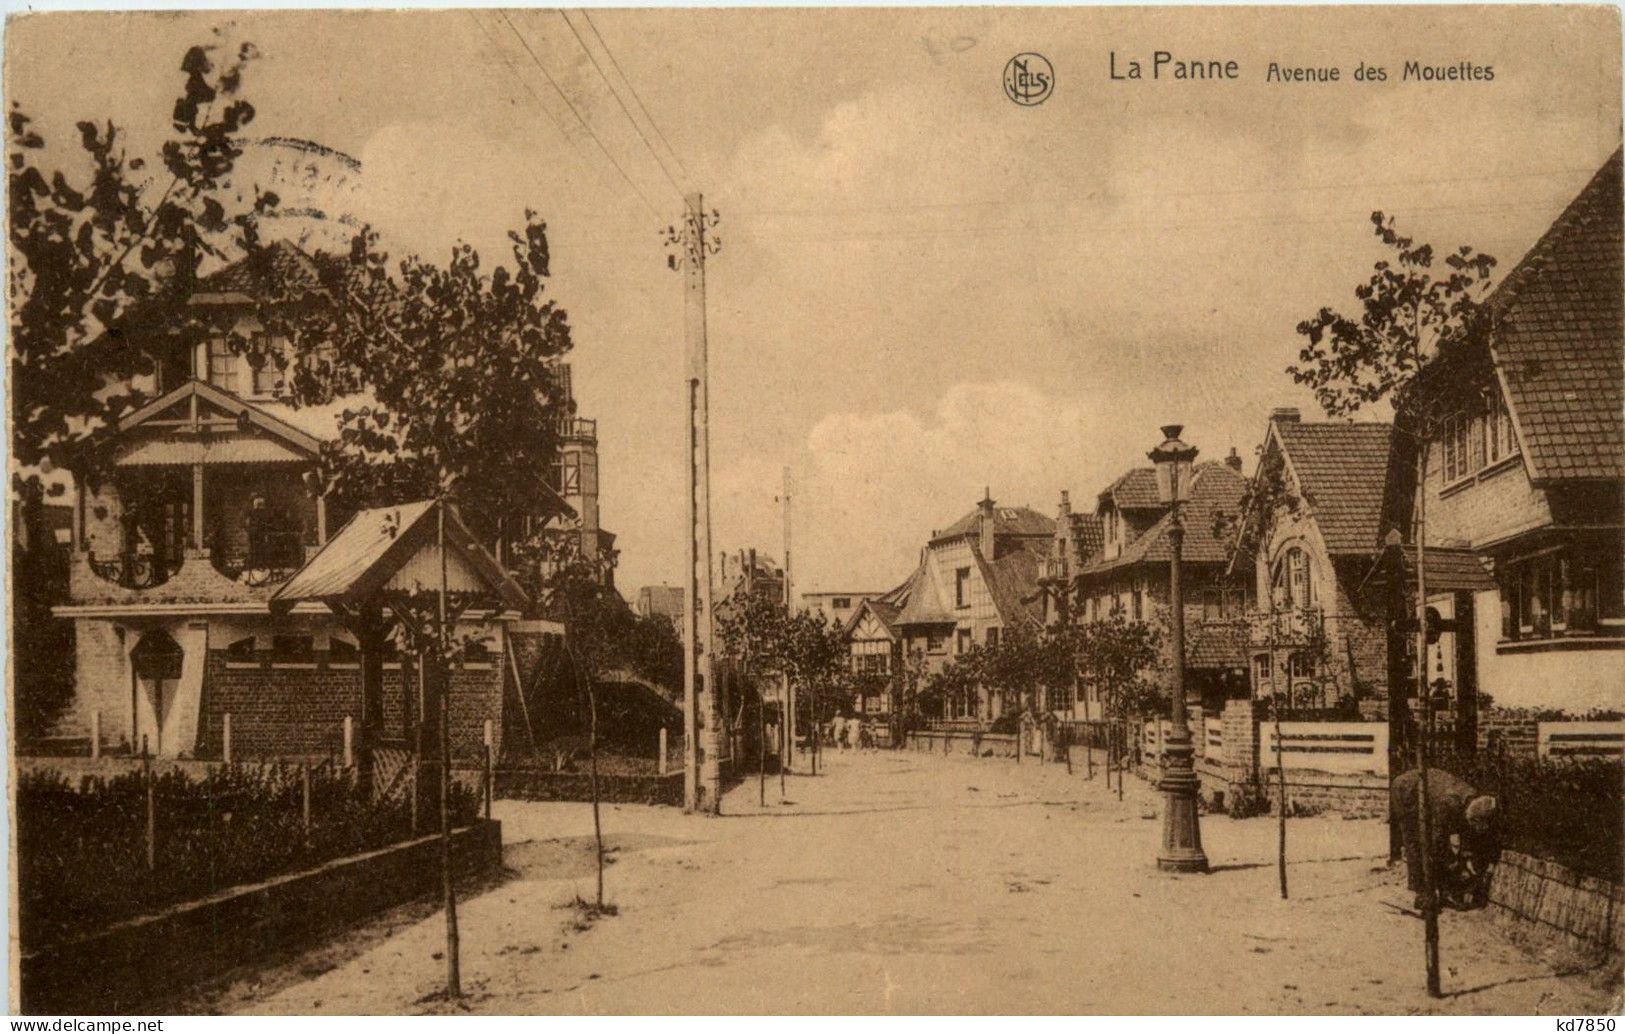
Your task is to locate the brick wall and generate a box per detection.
[198,652,503,764]
[1476,708,1541,758]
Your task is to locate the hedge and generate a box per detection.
[17,764,479,947]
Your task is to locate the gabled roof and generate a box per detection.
[1098,468,1163,510]
[1070,512,1105,561]
[1480,148,1623,482]
[270,498,528,614]
[116,379,324,457]
[192,240,327,303]
[844,595,902,639]
[978,544,1045,628]
[1271,421,1393,555]
[1080,462,1248,575]
[894,563,954,626]
[931,503,1054,544]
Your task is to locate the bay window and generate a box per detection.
[1500,547,1624,643]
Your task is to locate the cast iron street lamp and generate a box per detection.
[1149,424,1209,873]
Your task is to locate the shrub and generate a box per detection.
[17,764,481,947]
[1438,752,1623,882]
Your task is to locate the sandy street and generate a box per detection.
[203,749,1621,1015]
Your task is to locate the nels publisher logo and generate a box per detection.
[1004,52,1054,106]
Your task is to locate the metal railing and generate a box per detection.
[86,549,183,590]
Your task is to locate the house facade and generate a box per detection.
[802,590,886,627]
[843,584,907,715]
[1244,410,1393,717]
[1074,457,1253,719]
[1035,490,1103,714]
[893,491,1052,720]
[46,243,589,763]
[1377,149,1624,734]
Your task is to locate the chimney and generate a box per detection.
[979,488,996,558]
[1058,490,1072,520]
[1270,407,1301,424]
[1225,447,1243,472]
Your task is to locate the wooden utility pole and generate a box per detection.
[1412,444,1441,997]
[437,500,462,998]
[679,193,721,814]
[781,465,795,781]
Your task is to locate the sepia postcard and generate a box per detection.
[5,3,1623,1019]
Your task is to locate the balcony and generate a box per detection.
[1246,606,1324,649]
[210,529,307,587]
[86,549,184,590]
[559,417,597,441]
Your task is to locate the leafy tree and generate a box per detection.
[9,38,269,739]
[921,646,983,721]
[243,217,576,533]
[1289,211,1497,998]
[777,609,849,771]
[1078,610,1165,722]
[521,526,628,910]
[10,36,268,509]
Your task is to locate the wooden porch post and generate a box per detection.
[191,464,205,550]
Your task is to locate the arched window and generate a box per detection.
[1271,546,1315,610]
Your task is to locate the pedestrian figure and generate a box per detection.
[1390,767,1499,911]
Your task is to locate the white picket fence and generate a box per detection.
[1537,722,1625,761]
[1265,721,1388,777]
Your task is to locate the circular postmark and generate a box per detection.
[1003,52,1054,106]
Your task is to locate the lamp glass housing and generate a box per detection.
[1149,424,1199,505]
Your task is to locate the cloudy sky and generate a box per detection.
[8,7,1620,596]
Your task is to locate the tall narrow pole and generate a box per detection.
[1156,458,1208,873]
[438,501,462,998]
[782,465,795,780]
[681,193,721,814]
[1413,443,1441,997]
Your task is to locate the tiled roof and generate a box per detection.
[194,240,326,299]
[979,543,1045,628]
[1070,512,1104,562]
[1483,149,1623,482]
[894,564,953,626]
[932,503,1055,543]
[1361,543,1498,595]
[1274,421,1393,555]
[845,595,903,638]
[1100,468,1162,510]
[1079,462,1248,575]
[1185,620,1248,670]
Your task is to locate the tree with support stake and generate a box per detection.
[1290,211,1496,998]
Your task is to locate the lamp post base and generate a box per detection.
[1157,750,1209,874]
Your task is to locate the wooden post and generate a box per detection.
[90,710,101,760]
[142,737,155,873]
[343,715,354,769]
[301,762,312,837]
[483,718,494,821]
[222,712,233,765]
[659,727,669,776]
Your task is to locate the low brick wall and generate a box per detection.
[904,730,1018,758]
[19,820,503,1013]
[495,769,684,806]
[1487,849,1625,967]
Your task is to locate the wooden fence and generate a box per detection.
[1265,721,1388,777]
[1536,722,1625,761]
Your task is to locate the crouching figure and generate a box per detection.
[1390,767,1500,911]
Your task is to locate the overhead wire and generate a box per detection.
[559,9,688,198]
[496,9,661,217]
